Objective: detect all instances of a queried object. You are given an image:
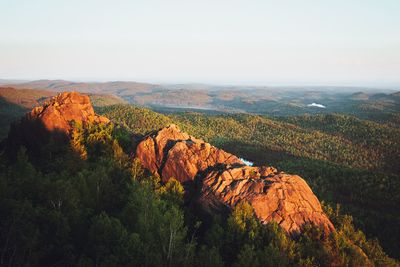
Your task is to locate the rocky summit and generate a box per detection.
[135,124,334,235]
[136,124,243,184]
[4,92,109,160]
[27,91,109,133]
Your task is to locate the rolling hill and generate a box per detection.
[4,80,399,124]
[1,87,399,258]
[0,91,398,266]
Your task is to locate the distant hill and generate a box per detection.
[0,87,56,138]
[350,92,369,100]
[88,93,127,107]
[0,79,29,85]
[4,80,400,123]
[0,86,56,108]
[8,80,159,102]
[391,91,400,97]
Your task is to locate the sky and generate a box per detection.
[0,0,399,87]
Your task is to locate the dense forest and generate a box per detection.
[1,0,399,264]
[0,117,398,266]
[0,89,399,266]
[98,104,400,259]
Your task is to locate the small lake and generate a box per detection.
[307,103,326,108]
[239,158,254,166]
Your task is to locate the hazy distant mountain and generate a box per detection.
[4,80,399,122]
[9,79,158,94]
[391,91,400,98]
[0,79,29,85]
[0,87,56,108]
[350,92,370,101]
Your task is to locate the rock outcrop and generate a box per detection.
[200,167,334,234]
[136,124,334,235]
[136,124,243,184]
[27,91,109,133]
[4,92,109,161]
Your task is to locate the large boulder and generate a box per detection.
[135,124,334,235]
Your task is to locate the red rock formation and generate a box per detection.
[200,166,335,234]
[136,124,243,183]
[135,124,334,235]
[27,91,109,133]
[4,92,109,161]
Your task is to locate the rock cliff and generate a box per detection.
[135,124,334,235]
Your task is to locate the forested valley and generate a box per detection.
[2,0,400,264]
[0,91,399,266]
[99,104,400,260]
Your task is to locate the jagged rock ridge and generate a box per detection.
[136,124,335,235]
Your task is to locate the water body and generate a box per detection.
[239,158,254,166]
[307,103,326,108]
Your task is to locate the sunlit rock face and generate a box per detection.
[135,124,335,235]
[135,124,244,184]
[4,92,110,161]
[200,167,335,235]
[27,91,109,133]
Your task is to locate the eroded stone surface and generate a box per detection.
[200,167,335,234]
[135,124,335,235]
[136,124,243,183]
[4,92,110,160]
[27,91,109,133]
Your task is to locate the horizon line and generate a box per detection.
[0,77,399,90]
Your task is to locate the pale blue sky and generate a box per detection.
[1,0,399,87]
